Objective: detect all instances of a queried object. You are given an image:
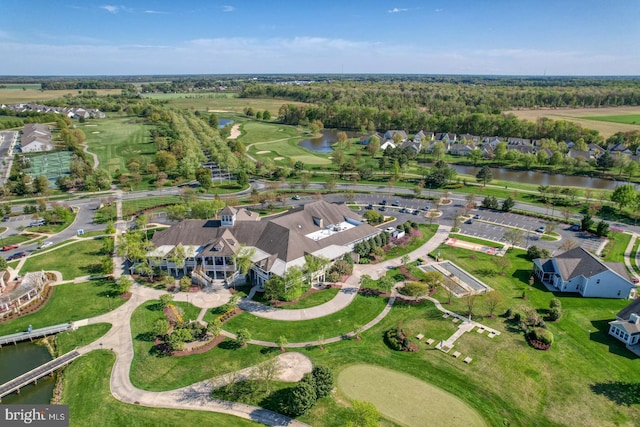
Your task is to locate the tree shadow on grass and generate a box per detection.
[146,302,163,311]
[589,319,638,360]
[590,381,640,406]
[218,339,242,350]
[260,347,279,355]
[135,331,156,342]
[258,387,293,413]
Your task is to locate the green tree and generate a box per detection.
[179,276,192,292]
[476,165,493,186]
[277,335,288,352]
[117,275,133,294]
[207,318,223,336]
[581,213,594,232]
[503,228,525,248]
[311,365,334,399]
[431,141,445,159]
[195,167,212,190]
[232,245,255,283]
[283,374,317,417]
[159,293,174,308]
[611,184,636,212]
[346,400,380,427]
[501,196,515,212]
[595,220,610,237]
[236,169,249,187]
[153,318,170,336]
[235,328,252,347]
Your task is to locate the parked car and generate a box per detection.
[2,245,18,251]
[7,251,26,261]
[381,200,387,205]
[1,216,9,222]
[569,224,581,231]
[473,214,481,219]
[379,206,387,212]
[412,209,420,215]
[399,208,407,213]
[536,226,546,233]
[392,200,401,206]
[292,195,301,200]
[421,205,430,211]
[365,204,373,210]
[466,219,473,224]
[632,277,640,284]
[29,219,45,227]
[38,241,53,249]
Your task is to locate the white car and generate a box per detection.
[536,226,546,233]
[39,241,53,249]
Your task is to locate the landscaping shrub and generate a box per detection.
[549,298,562,309]
[548,307,562,321]
[401,281,429,297]
[384,326,418,352]
[282,374,317,416]
[527,245,551,260]
[528,327,554,350]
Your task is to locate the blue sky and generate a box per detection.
[1,0,639,76]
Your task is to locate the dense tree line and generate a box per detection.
[243,79,640,113]
[40,80,136,91]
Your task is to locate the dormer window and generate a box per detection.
[213,245,222,251]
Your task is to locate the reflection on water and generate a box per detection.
[0,341,55,404]
[448,164,637,190]
[299,129,359,153]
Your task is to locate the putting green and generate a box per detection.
[338,364,487,427]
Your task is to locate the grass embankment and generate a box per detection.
[0,279,123,335]
[130,300,276,391]
[0,234,33,245]
[220,295,387,343]
[601,232,631,263]
[60,350,261,427]
[449,233,505,248]
[383,224,438,260]
[20,238,107,280]
[56,323,112,355]
[121,196,180,218]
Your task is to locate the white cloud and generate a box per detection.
[222,5,235,12]
[101,5,119,14]
[435,8,443,13]
[144,10,167,15]
[0,38,636,76]
[388,7,408,13]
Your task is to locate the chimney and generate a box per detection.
[630,313,639,324]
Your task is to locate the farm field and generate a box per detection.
[0,87,121,104]
[82,117,156,175]
[505,106,640,138]
[142,92,311,115]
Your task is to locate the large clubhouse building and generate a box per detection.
[150,200,380,288]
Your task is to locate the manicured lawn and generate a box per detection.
[632,238,640,275]
[280,288,340,310]
[449,233,505,248]
[83,117,157,175]
[601,232,631,263]
[121,196,180,217]
[0,279,124,335]
[56,323,111,355]
[130,300,276,391]
[222,295,388,343]
[60,350,261,427]
[0,234,33,245]
[20,238,107,280]
[142,93,310,115]
[338,364,486,427]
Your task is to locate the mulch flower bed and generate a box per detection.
[526,335,551,350]
[0,285,53,323]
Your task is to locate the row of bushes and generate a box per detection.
[384,326,419,352]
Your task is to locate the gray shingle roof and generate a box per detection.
[554,247,610,280]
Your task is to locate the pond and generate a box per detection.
[0,340,54,404]
[217,119,233,128]
[299,129,359,153]
[446,164,638,190]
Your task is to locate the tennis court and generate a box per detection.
[23,151,72,183]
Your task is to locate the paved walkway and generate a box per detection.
[624,232,640,282]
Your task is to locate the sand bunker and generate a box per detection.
[274,157,284,160]
[228,124,241,139]
[256,151,271,154]
[91,131,100,134]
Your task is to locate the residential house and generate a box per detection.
[384,130,408,142]
[567,149,592,161]
[458,134,481,146]
[608,143,633,157]
[380,140,397,151]
[149,201,380,289]
[359,133,383,146]
[588,143,605,158]
[400,139,422,155]
[608,298,640,350]
[20,123,53,153]
[507,137,531,146]
[449,144,476,156]
[482,136,504,147]
[532,247,636,299]
[435,133,457,143]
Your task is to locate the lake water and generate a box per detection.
[0,341,55,404]
[446,164,637,190]
[299,129,359,153]
[218,119,233,128]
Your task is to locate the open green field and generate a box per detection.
[20,238,107,280]
[82,117,156,175]
[280,288,340,310]
[338,364,486,427]
[586,114,640,125]
[220,294,388,343]
[0,87,122,104]
[0,279,123,335]
[55,323,111,355]
[601,232,632,263]
[130,300,277,391]
[142,92,311,115]
[61,350,261,427]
